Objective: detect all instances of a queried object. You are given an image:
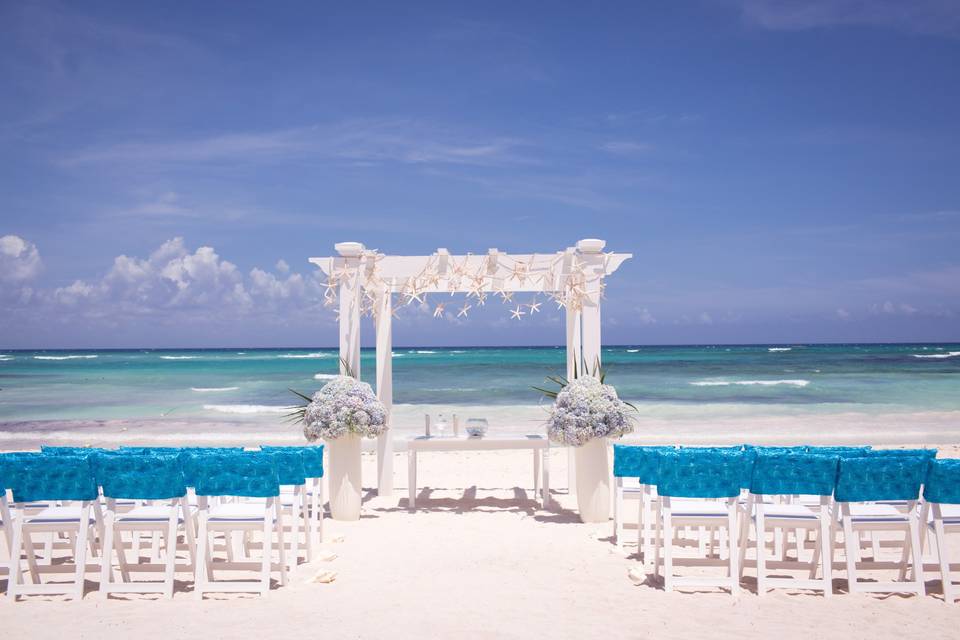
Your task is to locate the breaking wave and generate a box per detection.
[203,404,293,414]
[690,379,810,387]
[34,355,98,360]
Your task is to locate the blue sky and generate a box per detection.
[1,1,958,348]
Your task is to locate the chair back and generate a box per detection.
[656,450,749,498]
[749,453,839,496]
[3,454,99,503]
[262,449,306,485]
[263,446,324,478]
[190,452,280,498]
[923,459,960,505]
[175,448,244,487]
[613,445,673,484]
[744,445,809,455]
[96,453,187,500]
[834,456,927,503]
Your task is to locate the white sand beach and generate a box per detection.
[3,444,959,639]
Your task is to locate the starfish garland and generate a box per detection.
[433,303,446,319]
[457,303,471,318]
[510,305,526,320]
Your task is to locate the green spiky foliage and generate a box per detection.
[286,357,356,424]
[532,352,636,410]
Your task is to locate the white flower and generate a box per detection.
[546,376,634,446]
[302,375,388,441]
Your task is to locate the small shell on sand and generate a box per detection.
[309,570,338,584]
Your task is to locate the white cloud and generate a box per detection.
[637,307,657,325]
[870,300,921,315]
[734,0,960,36]
[0,234,43,283]
[836,308,851,319]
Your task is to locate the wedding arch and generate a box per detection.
[309,238,632,496]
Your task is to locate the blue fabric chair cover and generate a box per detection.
[189,453,280,498]
[923,459,960,505]
[262,446,324,478]
[4,454,99,503]
[744,445,810,455]
[749,453,839,496]
[96,453,187,500]
[261,449,306,485]
[834,456,927,503]
[656,450,749,498]
[805,446,872,457]
[173,448,245,487]
[40,446,106,456]
[865,448,937,460]
[678,446,754,489]
[613,445,674,483]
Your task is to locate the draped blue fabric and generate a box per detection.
[189,452,280,497]
[923,459,960,505]
[805,446,872,457]
[612,445,674,483]
[749,453,839,496]
[678,446,754,489]
[865,448,937,460]
[260,449,306,485]
[262,446,324,478]
[744,445,810,455]
[95,452,186,500]
[656,450,749,498]
[40,446,106,456]
[3,454,99,503]
[835,456,927,502]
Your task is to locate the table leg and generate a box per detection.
[408,450,417,510]
[534,448,541,505]
[543,448,551,507]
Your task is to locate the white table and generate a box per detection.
[407,435,550,509]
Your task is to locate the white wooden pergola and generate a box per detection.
[309,238,631,496]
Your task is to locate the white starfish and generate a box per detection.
[476,293,487,306]
[457,303,471,318]
[527,301,542,314]
[510,305,525,320]
[433,303,446,318]
[497,289,514,303]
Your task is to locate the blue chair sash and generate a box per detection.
[189,452,280,498]
[835,456,927,503]
[657,450,749,498]
[749,453,838,496]
[923,459,960,505]
[4,454,99,503]
[96,453,186,500]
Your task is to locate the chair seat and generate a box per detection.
[756,503,818,520]
[667,499,734,518]
[24,506,98,525]
[208,503,275,522]
[928,503,960,525]
[847,503,911,523]
[115,505,186,523]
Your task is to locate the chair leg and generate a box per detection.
[931,507,954,603]
[73,503,91,599]
[7,513,24,600]
[194,511,209,601]
[99,510,116,595]
[908,510,926,596]
[819,503,833,596]
[22,530,41,584]
[841,504,859,593]
[728,499,739,596]
[653,498,661,582]
[302,490,313,563]
[756,505,767,595]
[274,499,287,587]
[662,498,673,592]
[164,502,179,599]
[317,479,325,543]
[261,503,273,596]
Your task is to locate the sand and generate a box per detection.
[3,445,959,639]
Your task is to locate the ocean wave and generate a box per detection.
[450,350,466,354]
[690,379,810,387]
[913,351,960,359]
[0,355,13,361]
[415,350,436,354]
[34,355,98,360]
[768,347,792,352]
[277,352,331,359]
[160,355,197,360]
[191,387,240,392]
[626,349,640,353]
[203,404,294,414]
[313,374,338,380]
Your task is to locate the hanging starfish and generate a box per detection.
[476,293,487,306]
[510,305,526,320]
[509,261,529,283]
[457,303,471,318]
[403,290,424,306]
[497,289,514,303]
[433,303,446,318]
[391,306,400,319]
[527,300,542,314]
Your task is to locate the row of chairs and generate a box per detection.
[0,445,325,600]
[612,445,960,600]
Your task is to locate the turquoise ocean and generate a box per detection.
[1,344,959,442]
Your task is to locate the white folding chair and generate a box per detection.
[920,459,960,603]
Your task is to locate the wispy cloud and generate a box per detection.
[733,0,960,36]
[59,119,531,169]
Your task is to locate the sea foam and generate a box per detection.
[34,355,98,360]
[913,351,960,359]
[191,387,239,392]
[768,347,792,352]
[690,379,810,387]
[313,374,338,380]
[204,404,294,414]
[278,353,331,359]
[160,355,197,360]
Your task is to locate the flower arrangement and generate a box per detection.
[291,375,388,441]
[544,375,634,447]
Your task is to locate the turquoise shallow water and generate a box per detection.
[0,344,958,424]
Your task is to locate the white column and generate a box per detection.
[563,248,582,493]
[336,243,363,378]
[375,287,394,496]
[577,239,605,373]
